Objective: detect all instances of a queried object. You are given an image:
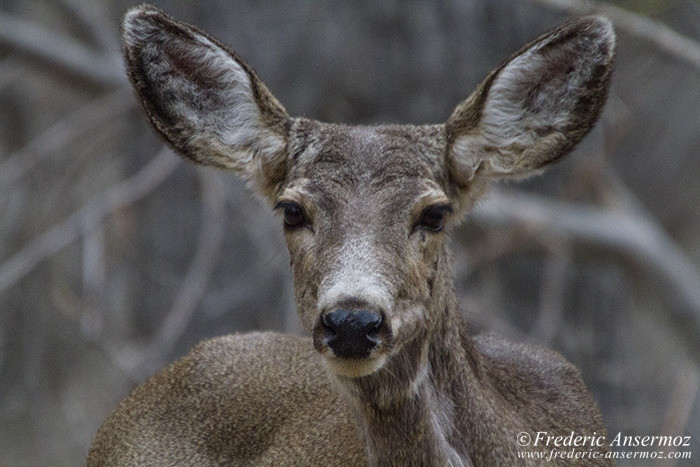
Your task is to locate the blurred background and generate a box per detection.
[0,0,698,464]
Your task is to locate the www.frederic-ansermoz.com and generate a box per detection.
[516,430,693,462]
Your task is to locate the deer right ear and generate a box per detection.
[122,6,290,199]
[446,16,615,188]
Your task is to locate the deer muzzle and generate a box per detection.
[319,309,383,358]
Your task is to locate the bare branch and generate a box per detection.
[459,290,525,340]
[53,0,119,52]
[532,241,572,345]
[83,339,145,387]
[455,229,533,278]
[145,170,227,363]
[472,189,700,342]
[79,224,107,340]
[658,361,699,449]
[0,55,24,90]
[0,10,126,88]
[0,147,180,295]
[530,0,700,71]
[0,89,133,189]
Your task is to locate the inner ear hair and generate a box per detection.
[446,16,615,183]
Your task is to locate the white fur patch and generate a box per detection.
[317,235,393,315]
[408,342,430,395]
[426,385,472,466]
[323,355,387,377]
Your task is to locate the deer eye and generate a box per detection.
[275,201,307,229]
[414,204,452,233]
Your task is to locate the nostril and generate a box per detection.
[321,312,338,337]
[322,309,351,334]
[319,309,384,359]
[367,316,384,339]
[364,313,383,339]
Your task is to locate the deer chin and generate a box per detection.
[322,355,388,378]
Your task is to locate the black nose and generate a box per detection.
[321,309,383,359]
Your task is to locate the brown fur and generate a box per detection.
[89,6,616,465]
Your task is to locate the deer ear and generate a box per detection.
[446,16,615,186]
[122,6,289,199]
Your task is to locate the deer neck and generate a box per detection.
[333,257,480,466]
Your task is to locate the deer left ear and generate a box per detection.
[122,5,290,201]
[446,16,615,186]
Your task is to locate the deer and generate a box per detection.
[88,5,616,466]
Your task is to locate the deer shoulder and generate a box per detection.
[475,332,605,432]
[89,333,366,465]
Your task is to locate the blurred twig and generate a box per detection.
[658,361,699,456]
[144,170,226,365]
[531,0,700,71]
[80,224,106,338]
[473,188,700,350]
[532,241,572,345]
[0,55,24,90]
[53,0,119,52]
[0,10,125,88]
[0,147,180,295]
[455,229,534,278]
[96,170,228,381]
[459,289,524,339]
[0,89,133,189]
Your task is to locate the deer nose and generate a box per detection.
[320,309,383,359]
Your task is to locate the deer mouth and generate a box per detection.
[321,355,388,378]
[312,308,393,377]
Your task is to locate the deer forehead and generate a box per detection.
[283,121,450,215]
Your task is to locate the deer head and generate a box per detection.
[122,6,614,378]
